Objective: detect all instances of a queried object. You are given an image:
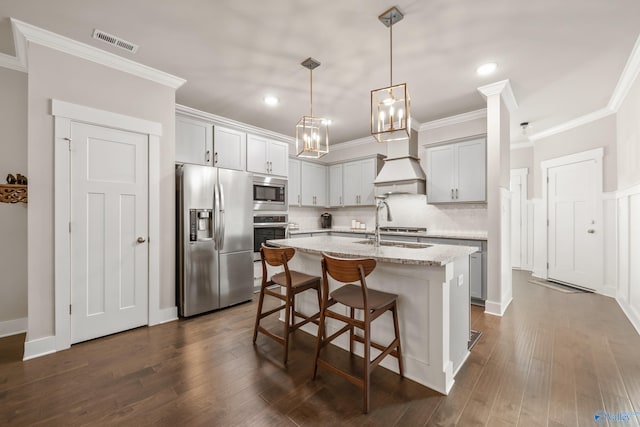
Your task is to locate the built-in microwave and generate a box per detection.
[253,176,287,211]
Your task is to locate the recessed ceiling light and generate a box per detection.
[263,95,279,106]
[476,62,497,76]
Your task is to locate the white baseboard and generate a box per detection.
[150,306,178,326]
[484,297,513,317]
[0,317,27,338]
[617,298,640,336]
[23,335,57,361]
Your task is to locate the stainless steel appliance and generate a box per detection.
[176,164,253,317]
[252,176,287,211]
[253,214,288,259]
[320,212,332,229]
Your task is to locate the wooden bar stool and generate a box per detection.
[312,253,403,413]
[253,243,322,365]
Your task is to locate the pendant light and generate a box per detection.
[371,6,411,143]
[296,57,329,158]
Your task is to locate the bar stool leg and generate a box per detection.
[349,307,355,354]
[253,283,266,343]
[392,302,404,377]
[283,290,292,365]
[312,304,327,380]
[363,321,371,414]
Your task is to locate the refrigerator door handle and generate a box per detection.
[218,182,225,251]
[213,181,220,250]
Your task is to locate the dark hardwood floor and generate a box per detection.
[1,270,639,426]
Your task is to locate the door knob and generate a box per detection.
[587,229,595,234]
[137,237,146,243]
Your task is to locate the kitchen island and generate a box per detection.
[267,235,476,395]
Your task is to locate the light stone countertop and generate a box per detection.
[267,235,478,266]
[288,227,488,241]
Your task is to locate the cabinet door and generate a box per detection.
[246,135,268,174]
[176,115,213,166]
[343,161,362,206]
[213,126,245,170]
[426,145,455,203]
[359,158,377,206]
[456,138,486,202]
[470,252,483,299]
[329,164,343,207]
[268,141,289,177]
[288,159,301,206]
[301,162,327,206]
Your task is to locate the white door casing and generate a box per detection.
[70,122,149,343]
[542,148,603,291]
[53,99,164,353]
[510,168,528,269]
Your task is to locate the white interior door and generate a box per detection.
[547,159,601,290]
[70,122,149,344]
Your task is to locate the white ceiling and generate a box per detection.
[1,0,638,144]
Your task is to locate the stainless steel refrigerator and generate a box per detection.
[176,164,253,317]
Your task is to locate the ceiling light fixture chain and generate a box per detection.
[295,57,329,159]
[371,6,411,143]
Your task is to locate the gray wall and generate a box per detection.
[0,67,27,326]
[533,115,617,197]
[27,44,176,340]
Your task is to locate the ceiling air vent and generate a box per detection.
[92,29,139,53]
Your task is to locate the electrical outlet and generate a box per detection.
[458,274,464,287]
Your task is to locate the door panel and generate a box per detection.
[219,251,253,307]
[548,160,601,290]
[71,122,148,344]
[427,145,454,203]
[217,169,252,253]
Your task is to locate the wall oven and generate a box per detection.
[253,176,287,211]
[253,214,288,259]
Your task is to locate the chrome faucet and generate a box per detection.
[374,196,393,247]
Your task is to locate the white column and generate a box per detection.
[478,80,518,316]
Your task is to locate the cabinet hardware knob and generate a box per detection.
[587,229,595,234]
[137,237,146,243]
[205,150,211,163]
[214,152,218,164]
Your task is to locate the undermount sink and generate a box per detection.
[355,239,432,249]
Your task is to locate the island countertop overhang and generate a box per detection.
[267,235,477,266]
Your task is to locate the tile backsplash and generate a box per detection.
[288,194,487,233]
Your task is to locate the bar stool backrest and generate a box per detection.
[321,254,376,283]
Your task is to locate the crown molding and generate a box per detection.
[9,18,186,89]
[510,141,534,150]
[419,109,487,131]
[0,52,26,72]
[477,79,518,112]
[176,104,295,144]
[330,135,378,151]
[608,34,640,112]
[528,107,613,141]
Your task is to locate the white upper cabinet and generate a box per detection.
[328,164,343,207]
[426,137,486,203]
[289,159,301,206]
[175,115,213,166]
[301,162,327,207]
[247,134,288,177]
[213,126,246,170]
[342,158,379,206]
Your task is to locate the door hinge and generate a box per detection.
[546,176,549,183]
[64,137,71,151]
[69,304,72,315]
[547,262,549,269]
[69,222,71,233]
